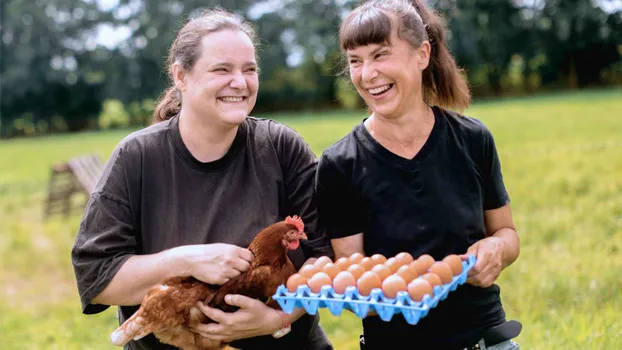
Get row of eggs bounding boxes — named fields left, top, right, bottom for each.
left=286, top=252, right=464, bottom=302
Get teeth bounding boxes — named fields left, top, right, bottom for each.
left=219, top=96, right=244, bottom=102
left=368, top=84, right=391, bottom=95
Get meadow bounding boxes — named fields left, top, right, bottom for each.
left=1, top=89, right=621, bottom=349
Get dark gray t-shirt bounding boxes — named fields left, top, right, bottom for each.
left=71, top=116, right=333, bottom=350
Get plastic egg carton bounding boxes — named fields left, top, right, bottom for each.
left=273, top=255, right=476, bottom=325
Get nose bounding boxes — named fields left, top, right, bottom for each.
left=229, top=71, right=247, bottom=90
left=361, top=61, right=378, bottom=84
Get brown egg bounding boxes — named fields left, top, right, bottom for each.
left=347, top=264, right=366, bottom=280
left=395, top=252, right=414, bottom=266
left=381, top=275, right=407, bottom=299
left=314, top=256, right=333, bottom=269
left=308, top=272, right=332, bottom=294
left=408, top=260, right=428, bottom=277
left=442, top=254, right=463, bottom=276
left=286, top=273, right=307, bottom=293
left=370, top=254, right=387, bottom=265
left=360, top=257, right=376, bottom=271
left=322, top=263, right=341, bottom=279
left=357, top=271, right=382, bottom=296
left=384, top=257, right=402, bottom=273
left=332, top=271, right=357, bottom=294
left=407, top=278, right=434, bottom=302
left=335, top=257, right=351, bottom=271
left=429, top=261, right=453, bottom=284
left=349, top=252, right=365, bottom=264
left=421, top=272, right=442, bottom=288
left=299, top=264, right=320, bottom=279
left=395, top=265, right=417, bottom=284
left=371, top=264, right=392, bottom=281
left=417, top=254, right=436, bottom=272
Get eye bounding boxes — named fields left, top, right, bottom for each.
left=213, top=67, right=229, bottom=72
left=374, top=51, right=388, bottom=59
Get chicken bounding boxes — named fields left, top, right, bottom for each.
left=109, top=216, right=308, bottom=350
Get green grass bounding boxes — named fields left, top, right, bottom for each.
left=1, top=88, right=621, bottom=349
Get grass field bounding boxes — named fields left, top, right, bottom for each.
left=1, top=89, right=621, bottom=349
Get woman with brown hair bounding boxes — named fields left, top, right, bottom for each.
left=316, top=0, right=521, bottom=349
left=71, top=7, right=333, bottom=350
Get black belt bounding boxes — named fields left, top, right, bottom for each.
left=463, top=320, right=522, bottom=350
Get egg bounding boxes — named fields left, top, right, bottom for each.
left=371, top=264, right=392, bottom=281
left=332, top=271, right=357, bottom=294
left=442, top=254, right=463, bottom=276
left=349, top=252, right=364, bottom=264
left=298, top=264, right=320, bottom=279
left=286, top=273, right=307, bottom=293
left=407, top=278, right=434, bottom=302
left=384, top=257, right=402, bottom=273
left=429, top=261, right=453, bottom=284
left=395, top=265, right=417, bottom=284
left=314, top=256, right=332, bottom=269
left=357, top=271, right=382, bottom=296
left=335, top=257, right=351, bottom=271
left=395, top=252, right=414, bottom=266
left=408, top=260, right=428, bottom=277
left=381, top=275, right=407, bottom=299
left=359, top=257, right=376, bottom=271
left=421, top=272, right=442, bottom=287
left=321, top=263, right=341, bottom=279
left=307, top=272, right=332, bottom=294
left=347, top=264, right=366, bottom=280
left=416, top=254, right=436, bottom=271
left=370, top=254, right=387, bottom=265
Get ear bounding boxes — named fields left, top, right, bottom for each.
left=417, top=41, right=431, bottom=71
left=172, top=62, right=187, bottom=92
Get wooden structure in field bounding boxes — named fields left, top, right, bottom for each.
left=44, top=154, right=105, bottom=219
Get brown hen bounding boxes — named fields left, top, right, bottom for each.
left=109, top=216, right=307, bottom=350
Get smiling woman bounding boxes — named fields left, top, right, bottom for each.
left=71, top=6, right=333, bottom=350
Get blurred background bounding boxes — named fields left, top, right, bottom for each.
left=1, top=0, right=621, bottom=349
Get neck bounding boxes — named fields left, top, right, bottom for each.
left=178, top=107, right=240, bottom=163
left=366, top=100, right=434, bottom=145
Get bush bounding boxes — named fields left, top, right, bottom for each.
left=98, top=99, right=130, bottom=130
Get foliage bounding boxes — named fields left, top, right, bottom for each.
left=1, top=90, right=621, bottom=349
left=2, top=0, right=621, bottom=138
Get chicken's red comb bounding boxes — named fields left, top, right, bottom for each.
left=285, top=215, right=304, bottom=233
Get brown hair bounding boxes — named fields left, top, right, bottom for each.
left=339, top=0, right=471, bottom=111
left=153, top=7, right=258, bottom=123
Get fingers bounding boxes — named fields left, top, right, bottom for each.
left=197, top=302, right=229, bottom=324
left=224, top=294, right=258, bottom=309
left=236, top=247, right=254, bottom=262
left=229, top=256, right=251, bottom=274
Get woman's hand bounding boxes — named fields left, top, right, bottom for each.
left=190, top=295, right=282, bottom=342
left=461, top=236, right=505, bottom=288
left=170, top=244, right=254, bottom=285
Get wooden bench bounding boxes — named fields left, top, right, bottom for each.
left=44, top=154, right=105, bottom=219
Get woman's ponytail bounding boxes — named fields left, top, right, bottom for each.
left=152, top=87, right=182, bottom=123
left=411, top=0, right=471, bottom=111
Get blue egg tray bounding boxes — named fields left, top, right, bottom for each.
left=273, top=255, right=476, bottom=325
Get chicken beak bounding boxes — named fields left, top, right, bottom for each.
left=299, top=232, right=308, bottom=240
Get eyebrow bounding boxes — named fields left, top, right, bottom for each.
left=347, top=44, right=390, bottom=58
left=211, top=61, right=257, bottom=67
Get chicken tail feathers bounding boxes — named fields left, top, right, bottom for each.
left=110, top=311, right=150, bottom=346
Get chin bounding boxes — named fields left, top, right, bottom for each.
left=219, top=111, right=249, bottom=126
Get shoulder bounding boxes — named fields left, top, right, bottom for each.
left=245, top=116, right=314, bottom=153
left=318, top=123, right=361, bottom=175
left=437, top=107, right=494, bottom=141
left=114, top=119, right=171, bottom=155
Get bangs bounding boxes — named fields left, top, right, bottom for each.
left=340, top=6, right=393, bottom=51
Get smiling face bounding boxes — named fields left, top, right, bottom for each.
left=174, top=29, right=258, bottom=127
left=347, top=25, right=430, bottom=119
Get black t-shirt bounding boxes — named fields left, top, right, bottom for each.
left=71, top=116, right=333, bottom=350
left=316, top=106, right=511, bottom=349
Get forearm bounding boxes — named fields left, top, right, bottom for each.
left=492, top=227, right=520, bottom=269
left=92, top=249, right=186, bottom=306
